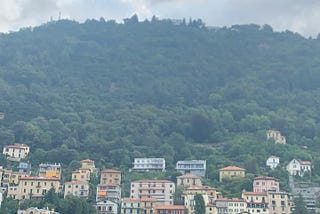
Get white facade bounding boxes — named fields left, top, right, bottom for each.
left=130, top=180, right=175, bottom=205
left=266, top=156, right=280, bottom=170
left=286, top=159, right=311, bottom=176
left=2, top=144, right=30, bottom=161
left=132, top=158, right=165, bottom=172
left=176, top=160, right=206, bottom=177
left=96, top=200, right=118, bottom=214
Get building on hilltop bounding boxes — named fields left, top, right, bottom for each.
left=100, top=169, right=121, bottom=186
left=80, top=159, right=96, bottom=173
left=175, top=160, right=206, bottom=177
left=177, top=173, right=202, bottom=188
left=132, top=158, right=166, bottom=172
left=266, top=156, right=280, bottom=170
left=130, top=180, right=175, bottom=205
left=2, top=144, right=30, bottom=161
left=286, top=159, right=311, bottom=176
left=219, top=166, right=246, bottom=182
left=266, top=130, right=286, bottom=144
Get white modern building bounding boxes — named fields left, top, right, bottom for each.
left=132, top=158, right=165, bottom=172
left=176, top=160, right=206, bottom=177
left=266, top=156, right=280, bottom=170
left=286, top=159, right=311, bottom=176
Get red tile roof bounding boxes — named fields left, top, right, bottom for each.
left=80, top=159, right=94, bottom=163
left=101, top=169, right=121, bottom=173
left=254, top=176, right=279, bottom=181
left=177, top=173, right=201, bottom=179
left=300, top=161, right=311, bottom=165
left=155, top=205, right=185, bottom=210
left=219, top=166, right=245, bottom=171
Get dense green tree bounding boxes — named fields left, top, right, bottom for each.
left=194, top=194, right=205, bottom=214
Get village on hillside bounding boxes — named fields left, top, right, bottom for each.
left=0, top=130, right=318, bottom=214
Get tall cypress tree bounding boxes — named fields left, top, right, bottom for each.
left=194, top=194, right=205, bottom=214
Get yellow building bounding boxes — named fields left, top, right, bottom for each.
left=39, top=163, right=62, bottom=179
left=177, top=173, right=202, bottom=188
left=8, top=176, right=61, bottom=200
left=64, top=180, right=89, bottom=198
left=219, top=166, right=245, bottom=182
left=182, top=186, right=221, bottom=214
left=1, top=169, right=29, bottom=186
left=72, top=168, right=91, bottom=182
left=80, top=159, right=96, bottom=173
left=3, top=144, right=30, bottom=161
left=100, top=169, right=121, bottom=186
left=267, top=190, right=291, bottom=214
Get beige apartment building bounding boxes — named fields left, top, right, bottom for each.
left=130, top=180, right=175, bottom=205
left=177, top=173, right=202, bottom=188
left=100, top=169, right=121, bottom=186
left=121, top=197, right=157, bottom=214
left=3, top=144, right=30, bottom=161
left=72, top=168, right=91, bottom=182
left=7, top=176, right=60, bottom=200
left=64, top=180, right=89, bottom=198
left=80, top=159, right=96, bottom=173
left=219, top=166, right=246, bottom=182
left=0, top=169, right=29, bottom=186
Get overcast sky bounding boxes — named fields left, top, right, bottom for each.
left=0, top=0, right=319, bottom=37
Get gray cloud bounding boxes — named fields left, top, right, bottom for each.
left=0, top=0, right=319, bottom=37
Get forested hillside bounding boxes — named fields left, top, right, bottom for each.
left=1, top=16, right=320, bottom=191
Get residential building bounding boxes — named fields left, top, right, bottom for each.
left=177, top=174, right=202, bottom=188
left=155, top=205, right=185, bottom=214
left=96, top=184, right=121, bottom=203
left=215, top=198, right=246, bottom=214
left=96, top=200, right=118, bottom=214
left=80, top=159, right=96, bottom=173
left=253, top=176, right=280, bottom=192
left=266, top=156, right=280, bottom=170
left=176, top=160, right=206, bottom=177
left=130, top=180, right=175, bottom=205
left=100, top=169, right=121, bottom=186
left=182, top=185, right=221, bottom=214
left=72, top=168, right=91, bottom=182
left=267, top=190, right=291, bottom=214
left=266, top=130, right=286, bottom=144
left=241, top=192, right=269, bottom=214
left=18, top=162, right=31, bottom=173
left=291, top=185, right=320, bottom=213
left=64, top=180, right=89, bottom=198
left=132, top=158, right=166, bottom=172
left=286, top=159, right=311, bottom=176
left=39, top=163, right=62, bottom=179
left=2, top=144, right=30, bottom=161
left=7, top=185, right=19, bottom=199
left=121, top=198, right=142, bottom=214
left=219, top=166, right=245, bottom=182
left=1, top=169, right=29, bottom=186
left=121, top=197, right=158, bottom=214
left=17, top=207, right=59, bottom=214
left=8, top=176, right=60, bottom=200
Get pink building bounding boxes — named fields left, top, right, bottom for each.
left=253, top=176, right=279, bottom=192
